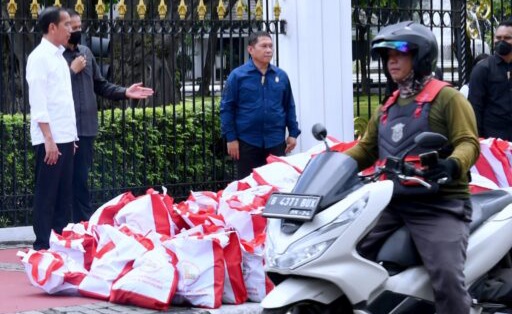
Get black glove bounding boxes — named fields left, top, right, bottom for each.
left=423, top=158, right=459, bottom=184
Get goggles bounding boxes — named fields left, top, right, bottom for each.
left=372, top=40, right=411, bottom=53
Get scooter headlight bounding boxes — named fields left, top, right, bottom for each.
left=266, top=194, right=368, bottom=270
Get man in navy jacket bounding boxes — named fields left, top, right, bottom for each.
left=220, top=31, right=301, bottom=179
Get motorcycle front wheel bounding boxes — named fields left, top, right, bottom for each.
left=261, top=297, right=352, bottom=314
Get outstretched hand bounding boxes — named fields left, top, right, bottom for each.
left=125, top=82, right=154, bottom=99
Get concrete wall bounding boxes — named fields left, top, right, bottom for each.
left=269, top=0, right=354, bottom=151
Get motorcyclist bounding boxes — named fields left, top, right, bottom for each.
left=344, top=21, right=480, bottom=314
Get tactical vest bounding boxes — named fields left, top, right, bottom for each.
left=378, top=79, right=450, bottom=162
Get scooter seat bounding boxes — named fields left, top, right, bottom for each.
left=469, top=190, right=512, bottom=232
left=376, top=190, right=512, bottom=275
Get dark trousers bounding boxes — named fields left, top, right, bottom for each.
left=359, top=197, right=472, bottom=314
left=72, top=136, right=94, bottom=223
left=33, top=142, right=74, bottom=250
left=237, top=140, right=286, bottom=180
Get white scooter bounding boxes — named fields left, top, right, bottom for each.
left=261, top=124, right=512, bottom=314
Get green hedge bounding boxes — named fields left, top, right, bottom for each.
left=0, top=102, right=232, bottom=227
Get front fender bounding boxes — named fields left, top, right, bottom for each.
left=261, top=277, right=343, bottom=309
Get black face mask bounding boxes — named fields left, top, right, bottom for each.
left=68, top=31, right=81, bottom=46
left=495, top=40, right=512, bottom=56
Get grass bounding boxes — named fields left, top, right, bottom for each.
left=353, top=94, right=382, bottom=119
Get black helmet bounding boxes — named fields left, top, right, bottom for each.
left=371, top=21, right=438, bottom=79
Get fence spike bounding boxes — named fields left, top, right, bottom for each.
left=158, top=0, right=167, bottom=20
left=236, top=0, right=244, bottom=20
left=217, top=0, right=226, bottom=20
left=137, top=0, right=147, bottom=19
left=117, top=0, right=127, bottom=20
left=7, top=0, right=17, bottom=19
left=75, top=0, right=85, bottom=17
left=53, top=0, right=62, bottom=8
left=96, top=0, right=106, bottom=19
left=29, top=0, right=39, bottom=19
left=273, top=0, right=281, bottom=20
left=255, top=0, right=263, bottom=21
left=197, top=0, right=207, bottom=21
left=178, top=0, right=187, bottom=20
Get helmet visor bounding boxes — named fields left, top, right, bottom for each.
left=372, top=41, right=412, bottom=53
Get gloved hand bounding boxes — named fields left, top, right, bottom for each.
left=422, top=158, right=459, bottom=184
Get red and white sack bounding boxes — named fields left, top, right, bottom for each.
left=110, top=248, right=179, bottom=310
left=220, top=231, right=247, bottom=304
left=174, top=201, right=225, bottom=230
left=221, top=177, right=258, bottom=198
left=49, top=229, right=95, bottom=271
left=189, top=229, right=247, bottom=304
left=473, top=138, right=512, bottom=188
left=218, top=187, right=272, bottom=242
left=241, top=235, right=274, bottom=302
left=470, top=172, right=500, bottom=193
left=17, top=249, right=86, bottom=295
left=187, top=191, right=220, bottom=212
left=266, top=153, right=310, bottom=173
left=252, top=162, right=301, bottom=192
left=87, top=192, right=135, bottom=232
left=78, top=225, right=149, bottom=300
left=168, top=236, right=225, bottom=308
left=114, top=189, right=175, bottom=237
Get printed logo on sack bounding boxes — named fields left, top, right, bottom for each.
left=391, top=123, right=405, bottom=143
left=139, top=258, right=163, bottom=273
left=180, top=261, right=200, bottom=285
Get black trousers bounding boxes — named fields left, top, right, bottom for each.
left=359, top=197, right=472, bottom=314
left=72, top=136, right=94, bottom=223
left=33, top=142, right=74, bottom=250
left=236, top=140, right=286, bottom=180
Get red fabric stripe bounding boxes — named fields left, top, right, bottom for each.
left=489, top=139, right=512, bottom=186
left=474, top=154, right=499, bottom=185
left=211, top=240, right=225, bottom=309
left=28, top=251, right=64, bottom=286
left=151, top=194, right=172, bottom=237
left=98, top=192, right=136, bottom=225
left=224, top=232, right=247, bottom=304
left=95, top=241, right=115, bottom=259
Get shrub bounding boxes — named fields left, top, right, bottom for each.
left=0, top=102, right=232, bottom=227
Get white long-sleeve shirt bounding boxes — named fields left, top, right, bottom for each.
left=26, top=37, right=77, bottom=145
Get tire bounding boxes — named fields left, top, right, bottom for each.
left=261, top=297, right=352, bottom=314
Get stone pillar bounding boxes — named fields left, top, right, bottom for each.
left=269, top=0, right=354, bottom=152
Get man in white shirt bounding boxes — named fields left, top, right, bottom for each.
left=26, top=7, right=76, bottom=250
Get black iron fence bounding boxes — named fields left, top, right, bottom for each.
left=2, top=0, right=511, bottom=227
left=0, top=0, right=285, bottom=227
left=352, top=0, right=512, bottom=120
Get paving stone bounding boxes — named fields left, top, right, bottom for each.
left=0, top=261, right=24, bottom=271
left=78, top=303, right=111, bottom=310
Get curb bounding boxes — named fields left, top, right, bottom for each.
left=0, top=226, right=35, bottom=244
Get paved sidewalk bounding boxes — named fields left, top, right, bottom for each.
left=0, top=243, right=262, bottom=314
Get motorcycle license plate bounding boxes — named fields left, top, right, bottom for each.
left=263, top=193, right=322, bottom=221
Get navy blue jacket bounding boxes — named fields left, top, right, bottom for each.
left=220, top=59, right=300, bottom=148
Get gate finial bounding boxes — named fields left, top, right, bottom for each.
left=273, top=0, right=281, bottom=20
left=96, top=0, right=106, bottom=19
left=158, top=0, right=168, bottom=20
left=197, top=0, right=207, bottom=21
left=30, top=0, right=39, bottom=19
left=236, top=0, right=244, bottom=20
left=178, top=0, right=187, bottom=20
left=217, top=0, right=226, bottom=20
left=255, top=0, right=263, bottom=21
left=137, top=0, right=147, bottom=19
left=75, top=0, right=85, bottom=17
left=53, top=0, right=62, bottom=8
left=7, top=0, right=17, bottom=19
left=117, top=0, right=127, bottom=20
